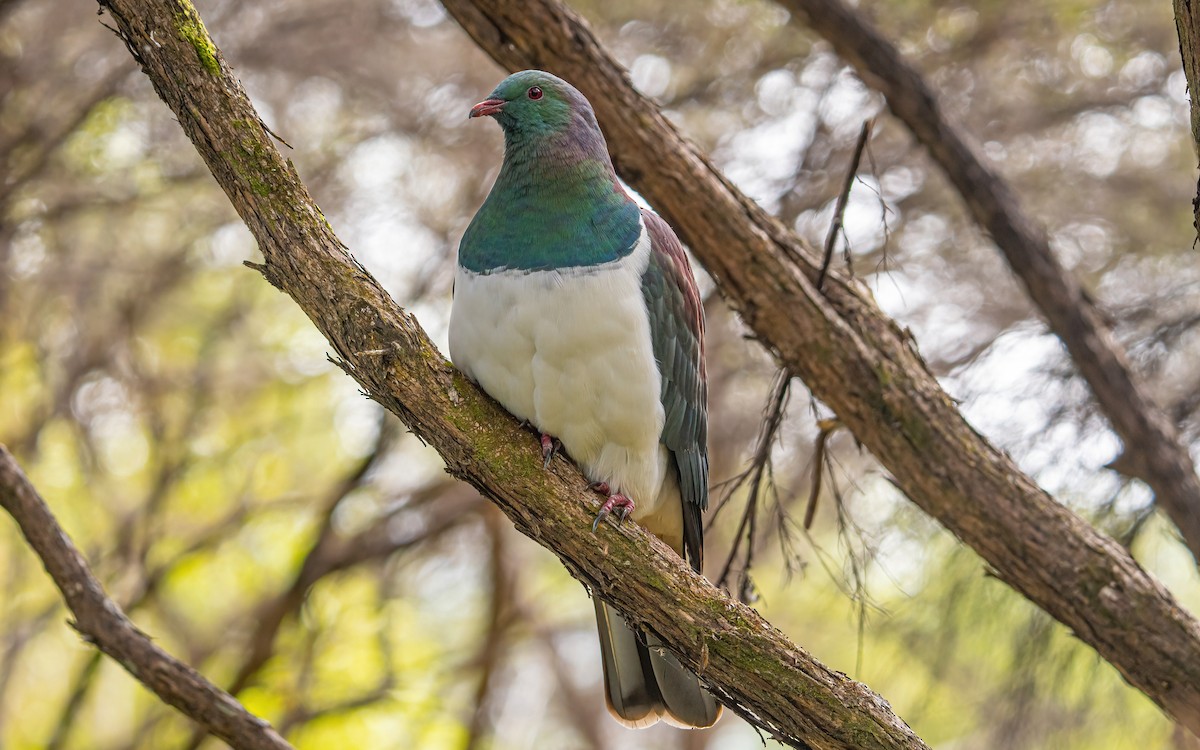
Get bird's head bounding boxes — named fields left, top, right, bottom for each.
left=468, top=70, right=600, bottom=145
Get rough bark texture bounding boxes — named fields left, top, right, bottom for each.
left=438, top=0, right=1200, bottom=733
left=1176, top=0, right=1200, bottom=237
left=0, top=447, right=294, bottom=750
left=782, top=0, right=1200, bottom=567
left=91, top=0, right=931, bottom=747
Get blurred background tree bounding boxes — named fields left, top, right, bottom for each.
left=2, top=0, right=1199, bottom=748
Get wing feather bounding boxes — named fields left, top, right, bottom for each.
left=639, top=209, right=708, bottom=572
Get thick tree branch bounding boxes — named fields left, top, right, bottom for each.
left=92, top=0, right=931, bottom=747
left=436, top=0, right=1200, bottom=732
left=0, top=446, right=294, bottom=750
left=779, top=0, right=1200, bottom=561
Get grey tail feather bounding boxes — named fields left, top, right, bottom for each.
left=594, top=599, right=723, bottom=729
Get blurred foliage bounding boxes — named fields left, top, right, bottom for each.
left=2, top=0, right=1200, bottom=748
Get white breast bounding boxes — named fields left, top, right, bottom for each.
left=449, top=226, right=677, bottom=525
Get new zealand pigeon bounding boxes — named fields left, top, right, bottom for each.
left=449, top=70, right=722, bottom=729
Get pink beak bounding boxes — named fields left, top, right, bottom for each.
left=469, top=98, right=506, bottom=119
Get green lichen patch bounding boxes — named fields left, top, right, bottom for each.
left=174, top=5, right=220, bottom=76
left=226, top=119, right=277, bottom=198
left=445, top=371, right=545, bottom=488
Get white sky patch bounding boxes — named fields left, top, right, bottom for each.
left=721, top=107, right=818, bottom=208
left=941, top=326, right=1130, bottom=506
left=1132, top=94, right=1176, bottom=130
left=868, top=260, right=990, bottom=366
left=819, top=73, right=877, bottom=138
left=285, top=76, right=343, bottom=144
left=426, top=81, right=475, bottom=131
left=1049, top=221, right=1113, bottom=273
left=879, top=165, right=924, bottom=203
left=411, top=299, right=451, bottom=355
left=368, top=434, right=446, bottom=498
left=947, top=330, right=1057, bottom=437
left=756, top=68, right=798, bottom=116
left=337, top=134, right=444, bottom=305
left=104, top=121, right=148, bottom=169
left=278, top=324, right=335, bottom=381
left=1121, top=51, right=1166, bottom=89
left=1130, top=128, right=1173, bottom=168
left=916, top=300, right=985, bottom=364
left=343, top=133, right=413, bottom=192
left=1071, top=33, right=1114, bottom=79
left=1074, top=111, right=1128, bottom=177
left=206, top=222, right=256, bottom=267
left=389, top=0, right=446, bottom=27
left=94, top=412, right=150, bottom=478
left=869, top=254, right=1133, bottom=511
left=631, top=54, right=672, bottom=99
left=894, top=212, right=948, bottom=259
left=1167, top=69, right=1189, bottom=102
left=719, top=61, right=880, bottom=212
left=333, top=379, right=384, bottom=458
left=983, top=140, right=1008, bottom=163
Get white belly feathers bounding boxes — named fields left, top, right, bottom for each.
left=449, top=226, right=675, bottom=523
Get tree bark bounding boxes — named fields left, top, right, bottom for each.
left=1174, top=0, right=1200, bottom=237
left=0, top=447, right=294, bottom=750
left=90, top=1, right=931, bottom=747
left=778, top=0, right=1200, bottom=566
left=438, top=0, right=1200, bottom=733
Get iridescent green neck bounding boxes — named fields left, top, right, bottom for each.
left=458, top=134, right=642, bottom=274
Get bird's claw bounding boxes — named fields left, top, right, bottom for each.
left=591, top=493, right=634, bottom=532
left=591, top=507, right=609, bottom=533
left=540, top=433, right=560, bottom=469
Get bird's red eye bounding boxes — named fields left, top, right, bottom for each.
left=528, top=86, right=543, bottom=100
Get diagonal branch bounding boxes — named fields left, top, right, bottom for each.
left=0, top=446, right=294, bottom=750
left=436, top=0, right=1200, bottom=733
left=90, top=0, right=931, bottom=748
left=778, top=0, right=1200, bottom=562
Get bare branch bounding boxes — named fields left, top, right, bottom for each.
left=0, top=445, right=294, bottom=750
left=819, top=120, right=871, bottom=290
left=712, top=369, right=792, bottom=602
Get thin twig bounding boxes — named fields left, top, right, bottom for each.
left=804, top=418, right=843, bottom=529
left=818, top=119, right=872, bottom=290
left=713, top=370, right=792, bottom=601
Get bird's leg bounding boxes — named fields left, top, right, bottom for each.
left=591, top=489, right=635, bottom=532
left=540, top=433, right=561, bottom=469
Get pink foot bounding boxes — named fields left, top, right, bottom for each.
left=592, top=492, right=635, bottom=532
left=540, top=433, right=561, bottom=469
